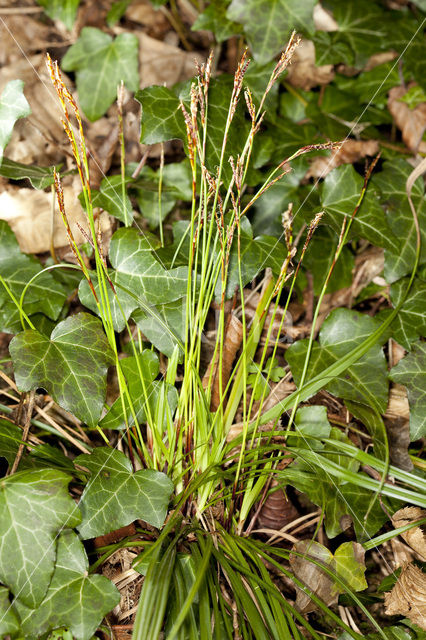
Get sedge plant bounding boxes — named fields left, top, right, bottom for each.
left=36, top=34, right=426, bottom=640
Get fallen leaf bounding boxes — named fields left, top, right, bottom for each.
left=392, top=507, right=426, bottom=561
left=0, top=183, right=111, bottom=253
left=286, top=39, right=335, bottom=91
left=203, top=313, right=243, bottom=412
left=0, top=55, right=69, bottom=166
left=385, top=562, right=426, bottom=630
left=0, top=15, right=53, bottom=67
left=289, top=539, right=367, bottom=614
left=126, top=0, right=170, bottom=38
left=137, top=32, right=203, bottom=89
left=306, top=139, right=379, bottom=179
left=388, top=85, right=426, bottom=154
left=257, top=478, right=298, bottom=530
left=313, top=3, right=338, bottom=31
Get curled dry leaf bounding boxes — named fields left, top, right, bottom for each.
left=0, top=184, right=111, bottom=254
left=257, top=478, right=298, bottom=531
left=306, top=139, right=379, bottom=179
left=202, top=313, right=244, bottom=412
left=385, top=562, right=426, bottom=630
left=388, top=85, right=426, bottom=154
left=137, top=32, right=204, bottom=89
left=286, top=39, right=335, bottom=91
left=392, top=507, right=426, bottom=561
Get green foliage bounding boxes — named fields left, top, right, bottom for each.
left=0, top=80, right=31, bottom=166
left=227, top=0, right=317, bottom=64
left=75, top=448, right=174, bottom=538
left=35, top=0, right=80, bottom=30
left=321, top=164, right=399, bottom=253
left=0, top=221, right=68, bottom=333
left=388, top=277, right=426, bottom=349
left=247, top=357, right=285, bottom=401
left=0, top=469, right=80, bottom=608
left=10, top=313, right=114, bottom=427
left=62, top=27, right=139, bottom=121
left=192, top=0, right=243, bottom=42
left=136, top=85, right=185, bottom=144
left=0, top=157, right=59, bottom=189
left=286, top=308, right=389, bottom=414
left=389, top=341, right=426, bottom=440
left=90, top=175, right=133, bottom=226
left=13, top=530, right=120, bottom=640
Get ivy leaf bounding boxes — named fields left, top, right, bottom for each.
left=75, top=447, right=174, bottom=538
left=14, top=530, right=120, bottom=640
left=0, top=221, right=67, bottom=334
left=91, top=175, right=133, bottom=226
left=0, top=587, right=20, bottom=638
left=62, top=27, right=139, bottom=121
left=304, top=227, right=354, bottom=296
left=333, top=541, right=368, bottom=592
left=10, top=313, right=114, bottom=427
left=192, top=0, right=243, bottom=42
left=0, top=417, right=23, bottom=466
left=0, top=80, right=31, bottom=166
left=337, top=62, right=400, bottom=106
left=286, top=308, right=389, bottom=414
left=133, top=297, right=186, bottom=359
left=321, top=0, right=387, bottom=67
left=388, top=278, right=426, bottom=350
left=35, top=0, right=80, bottom=30
left=109, top=227, right=188, bottom=308
left=99, top=352, right=178, bottom=431
left=372, top=160, right=426, bottom=284
left=0, top=157, right=59, bottom=189
left=0, top=469, right=80, bottom=608
left=321, top=164, right=399, bottom=253
left=227, top=0, right=317, bottom=64
left=136, top=85, right=185, bottom=145
left=389, top=341, right=426, bottom=441
left=107, top=0, right=132, bottom=26
left=281, top=458, right=388, bottom=540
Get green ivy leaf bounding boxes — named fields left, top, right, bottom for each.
left=109, top=227, right=188, bottom=308
left=0, top=587, right=20, bottom=638
left=192, top=0, right=243, bottom=42
left=75, top=447, right=174, bottom=538
left=0, top=80, right=31, bottom=166
left=0, top=157, right=60, bottom=189
left=337, top=61, right=400, bottom=106
left=388, top=278, right=426, bottom=349
left=372, top=160, right=426, bottom=284
left=0, top=417, right=23, bottom=466
left=14, top=530, right=120, bottom=640
left=281, top=458, right=388, bottom=540
left=321, top=0, right=388, bottom=67
left=227, top=0, right=317, bottom=64
left=35, top=0, right=80, bottom=30
left=0, top=469, right=80, bottom=608
left=304, top=227, right=354, bottom=296
left=321, top=164, right=399, bottom=253
left=90, top=175, right=133, bottom=226
left=62, top=27, right=139, bottom=121
left=106, top=0, right=132, bottom=26
left=0, top=221, right=67, bottom=334
left=286, top=308, right=389, bottom=414
left=333, top=541, right=368, bottom=592
left=136, top=85, right=185, bottom=145
left=10, top=313, right=114, bottom=427
left=100, top=353, right=178, bottom=432
left=133, top=297, right=186, bottom=359
left=389, top=341, right=426, bottom=441
left=294, top=405, right=331, bottom=440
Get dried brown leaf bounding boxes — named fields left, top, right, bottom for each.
left=286, top=39, right=334, bottom=91
left=0, top=183, right=111, bottom=253
left=385, top=562, right=426, bottom=629
left=136, top=32, right=203, bottom=89
left=392, top=507, right=426, bottom=561
left=388, top=85, right=426, bottom=154
left=257, top=479, right=298, bottom=530
left=306, top=139, right=379, bottom=179
left=203, top=314, right=243, bottom=412
left=289, top=540, right=337, bottom=614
